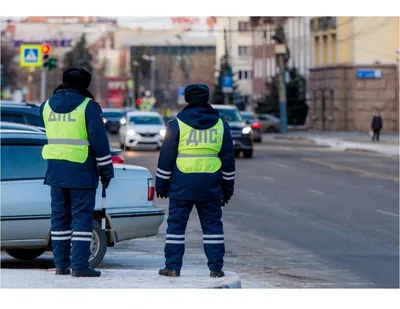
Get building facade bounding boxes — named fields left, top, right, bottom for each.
left=215, top=17, right=254, bottom=109
left=251, top=17, right=313, bottom=102
left=308, top=16, right=399, bottom=132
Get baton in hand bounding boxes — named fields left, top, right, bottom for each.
left=101, top=185, right=107, bottom=230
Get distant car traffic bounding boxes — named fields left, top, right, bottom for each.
left=102, top=108, right=126, bottom=134
left=119, top=111, right=166, bottom=150
left=240, top=111, right=262, bottom=143
left=257, top=113, right=280, bottom=133
left=0, top=130, right=164, bottom=268
left=212, top=104, right=253, bottom=158
left=0, top=100, right=45, bottom=130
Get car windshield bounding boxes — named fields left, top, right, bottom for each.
left=129, top=116, right=163, bottom=125
left=103, top=111, right=124, bottom=119
left=216, top=108, right=243, bottom=122
left=241, top=113, right=255, bottom=120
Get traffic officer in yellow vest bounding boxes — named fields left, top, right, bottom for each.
left=155, top=84, right=235, bottom=278
left=40, top=68, right=114, bottom=277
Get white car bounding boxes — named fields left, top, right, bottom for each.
left=0, top=130, right=165, bottom=267
left=119, top=111, right=166, bottom=150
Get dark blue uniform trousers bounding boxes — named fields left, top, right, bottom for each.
left=164, top=198, right=225, bottom=271
left=50, top=187, right=96, bottom=271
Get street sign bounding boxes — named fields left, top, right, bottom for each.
left=222, top=76, right=233, bottom=93
left=177, top=87, right=186, bottom=105
left=20, top=44, right=43, bottom=67
left=356, top=69, right=382, bottom=79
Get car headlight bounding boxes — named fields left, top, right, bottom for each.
left=242, top=127, right=252, bottom=134
left=103, top=118, right=107, bottom=124
left=120, top=118, right=126, bottom=125
left=159, top=129, right=166, bottom=138
left=127, top=129, right=136, bottom=136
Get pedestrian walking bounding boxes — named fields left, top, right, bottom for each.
left=371, top=112, right=383, bottom=142
left=155, top=84, right=235, bottom=278
left=40, top=68, right=114, bottom=277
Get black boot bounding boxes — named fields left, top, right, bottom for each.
left=210, top=270, right=225, bottom=278
left=159, top=268, right=180, bottom=277
left=55, top=268, right=71, bottom=275
left=71, top=268, right=101, bottom=277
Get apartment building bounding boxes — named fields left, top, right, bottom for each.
left=308, top=16, right=399, bottom=132
left=215, top=17, right=254, bottom=109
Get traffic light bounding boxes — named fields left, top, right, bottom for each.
left=42, top=44, right=50, bottom=69
left=48, top=58, right=57, bottom=71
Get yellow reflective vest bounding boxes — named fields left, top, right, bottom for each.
left=42, top=97, right=90, bottom=163
left=176, top=118, right=224, bottom=173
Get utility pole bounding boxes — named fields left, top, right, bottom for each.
left=273, top=17, right=288, bottom=134
left=223, top=28, right=230, bottom=105
left=40, top=67, right=47, bottom=103
left=150, top=56, right=156, bottom=97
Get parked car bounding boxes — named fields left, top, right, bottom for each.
left=119, top=111, right=166, bottom=151
left=102, top=108, right=126, bottom=134
left=1, top=100, right=44, bottom=129
left=257, top=113, right=280, bottom=133
left=240, top=111, right=262, bottom=143
left=0, top=130, right=164, bottom=267
left=211, top=105, right=254, bottom=158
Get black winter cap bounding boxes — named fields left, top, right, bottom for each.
left=184, top=84, right=210, bottom=105
left=62, top=68, right=91, bottom=90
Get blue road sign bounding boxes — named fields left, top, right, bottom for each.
left=356, top=69, right=382, bottom=79
left=177, top=87, right=185, bottom=96
left=19, top=44, right=42, bottom=67
left=177, top=87, right=186, bottom=105
left=222, top=76, right=233, bottom=93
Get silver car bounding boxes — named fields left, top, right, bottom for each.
left=0, top=130, right=165, bottom=267
left=257, top=114, right=281, bottom=133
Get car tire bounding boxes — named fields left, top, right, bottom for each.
left=254, top=138, right=262, bottom=143
left=267, top=126, right=278, bottom=133
left=243, top=150, right=253, bottom=159
left=119, top=142, right=125, bottom=150
left=5, top=248, right=45, bottom=261
left=89, top=220, right=108, bottom=268
left=234, top=150, right=241, bottom=158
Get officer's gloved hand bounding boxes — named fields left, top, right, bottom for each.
left=156, top=191, right=168, bottom=199
left=101, top=177, right=111, bottom=189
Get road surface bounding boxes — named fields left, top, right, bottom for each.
left=2, top=135, right=398, bottom=288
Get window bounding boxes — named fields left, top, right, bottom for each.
left=238, top=45, right=252, bottom=57
left=1, top=145, right=47, bottom=181
left=24, top=113, right=43, bottom=127
left=1, top=113, right=26, bottom=124
left=238, top=21, right=250, bottom=32
left=238, top=70, right=253, bottom=80
left=129, top=116, right=163, bottom=125
left=215, top=108, right=243, bottom=122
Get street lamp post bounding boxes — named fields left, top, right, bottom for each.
left=142, top=54, right=156, bottom=97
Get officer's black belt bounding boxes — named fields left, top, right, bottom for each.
left=47, top=138, right=90, bottom=146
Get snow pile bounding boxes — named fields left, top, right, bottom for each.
left=0, top=269, right=241, bottom=289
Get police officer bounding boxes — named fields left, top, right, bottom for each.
left=40, top=68, right=114, bottom=277
left=155, top=84, right=235, bottom=278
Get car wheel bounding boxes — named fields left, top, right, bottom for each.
left=5, top=248, right=45, bottom=261
left=243, top=150, right=253, bottom=159
left=119, top=142, right=125, bottom=150
left=89, top=220, right=107, bottom=268
left=254, top=138, right=262, bottom=143
left=267, top=126, right=278, bottom=133
left=234, top=150, right=241, bottom=158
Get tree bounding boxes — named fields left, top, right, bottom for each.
left=63, top=34, right=93, bottom=73
left=211, top=55, right=238, bottom=105
left=1, top=43, right=18, bottom=92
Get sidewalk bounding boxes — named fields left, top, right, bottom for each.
left=0, top=268, right=242, bottom=289
left=273, top=131, right=399, bottom=157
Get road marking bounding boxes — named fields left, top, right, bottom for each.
left=308, top=189, right=325, bottom=195
left=267, top=162, right=290, bottom=169
left=263, top=176, right=275, bottom=182
left=376, top=209, right=399, bottom=217
left=302, top=158, right=399, bottom=182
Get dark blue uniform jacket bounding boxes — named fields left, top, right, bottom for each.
left=155, top=103, right=235, bottom=201
left=39, top=88, right=114, bottom=189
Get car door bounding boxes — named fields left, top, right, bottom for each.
left=1, top=138, right=51, bottom=246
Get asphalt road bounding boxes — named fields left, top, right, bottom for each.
left=111, top=134, right=399, bottom=288
left=2, top=134, right=398, bottom=288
